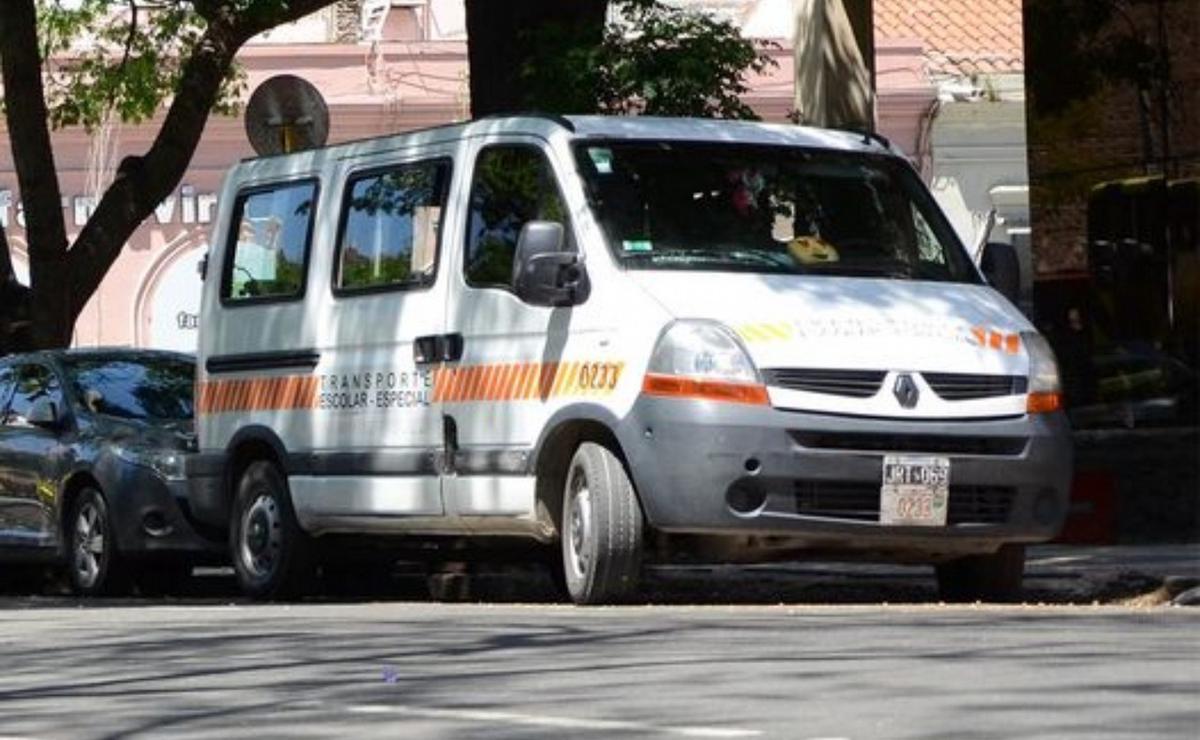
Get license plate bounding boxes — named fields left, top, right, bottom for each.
left=880, top=455, right=950, bottom=526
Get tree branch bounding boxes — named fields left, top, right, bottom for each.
left=66, top=0, right=338, bottom=317
left=118, top=0, right=139, bottom=82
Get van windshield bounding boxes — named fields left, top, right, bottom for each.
left=573, top=141, right=980, bottom=283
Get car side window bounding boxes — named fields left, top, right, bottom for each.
left=464, top=145, right=572, bottom=290
left=335, top=159, right=451, bottom=294
left=3, top=364, right=62, bottom=427
left=222, top=180, right=318, bottom=304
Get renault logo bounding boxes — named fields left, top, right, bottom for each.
left=893, top=373, right=919, bottom=409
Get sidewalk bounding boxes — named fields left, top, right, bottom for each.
left=1024, top=543, right=1200, bottom=605
left=1027, top=543, right=1200, bottom=579
left=640, top=543, right=1200, bottom=606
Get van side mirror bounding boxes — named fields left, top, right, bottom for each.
left=27, top=398, right=62, bottom=431
left=512, top=221, right=589, bottom=307
left=980, top=241, right=1020, bottom=304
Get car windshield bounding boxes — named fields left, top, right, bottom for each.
left=573, top=141, right=979, bottom=283
left=64, top=356, right=194, bottom=422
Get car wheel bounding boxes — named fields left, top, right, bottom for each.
left=67, top=487, right=126, bottom=596
left=560, top=442, right=643, bottom=605
left=230, top=460, right=313, bottom=600
left=936, top=544, right=1026, bottom=603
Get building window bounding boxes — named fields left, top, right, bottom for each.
left=336, top=160, right=450, bottom=293
left=222, top=180, right=317, bottom=303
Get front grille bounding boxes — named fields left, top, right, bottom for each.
left=923, top=372, right=1027, bottom=400
left=793, top=480, right=879, bottom=521
left=791, top=480, right=1016, bottom=525
left=948, top=486, right=1017, bottom=524
left=790, top=431, right=1028, bottom=456
left=762, top=368, right=887, bottom=398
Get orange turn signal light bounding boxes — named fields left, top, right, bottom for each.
left=642, top=373, right=770, bottom=405
left=1026, top=391, right=1063, bottom=414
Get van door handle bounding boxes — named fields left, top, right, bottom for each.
left=439, top=333, right=464, bottom=362
left=414, top=335, right=440, bottom=364
left=414, top=333, right=464, bottom=364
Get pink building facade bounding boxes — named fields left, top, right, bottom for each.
left=1, top=32, right=935, bottom=353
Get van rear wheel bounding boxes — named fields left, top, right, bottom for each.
left=230, top=460, right=313, bottom=600
left=936, top=544, right=1025, bottom=603
left=561, top=442, right=643, bottom=605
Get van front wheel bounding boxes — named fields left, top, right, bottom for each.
left=561, top=442, right=643, bottom=605
left=230, top=460, right=313, bottom=600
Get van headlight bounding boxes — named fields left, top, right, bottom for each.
left=642, top=320, right=768, bottom=405
left=113, top=445, right=187, bottom=482
left=1022, top=332, right=1063, bottom=414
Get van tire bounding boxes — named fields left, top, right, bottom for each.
left=936, top=544, right=1025, bottom=603
left=561, top=442, right=643, bottom=605
left=230, top=460, right=313, bottom=600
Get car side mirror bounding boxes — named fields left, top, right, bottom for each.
left=512, top=220, right=589, bottom=307
left=980, top=241, right=1020, bottom=305
left=27, top=398, right=62, bottom=431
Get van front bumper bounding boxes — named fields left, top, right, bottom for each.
left=616, top=396, right=1073, bottom=560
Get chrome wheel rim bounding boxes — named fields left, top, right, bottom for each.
left=566, top=467, right=593, bottom=580
left=239, top=493, right=282, bottom=580
left=73, top=499, right=105, bottom=589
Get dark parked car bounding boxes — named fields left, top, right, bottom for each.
left=0, top=349, right=222, bottom=595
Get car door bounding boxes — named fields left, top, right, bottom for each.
left=0, top=362, right=67, bottom=547
left=300, top=150, right=458, bottom=516
left=440, top=139, right=587, bottom=517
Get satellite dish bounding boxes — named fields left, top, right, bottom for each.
left=244, top=74, right=330, bottom=157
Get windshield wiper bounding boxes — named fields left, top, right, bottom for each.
left=623, top=248, right=798, bottom=270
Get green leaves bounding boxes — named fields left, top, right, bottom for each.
left=36, top=1, right=244, bottom=130
left=521, top=0, right=776, bottom=120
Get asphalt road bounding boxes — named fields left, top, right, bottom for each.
left=0, top=598, right=1197, bottom=739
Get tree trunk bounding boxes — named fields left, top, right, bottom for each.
left=0, top=0, right=73, bottom=348
left=793, top=0, right=874, bottom=131
left=464, top=0, right=609, bottom=118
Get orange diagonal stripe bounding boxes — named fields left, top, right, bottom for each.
left=498, top=363, right=518, bottom=400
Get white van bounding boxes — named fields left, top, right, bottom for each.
left=188, top=115, right=1072, bottom=604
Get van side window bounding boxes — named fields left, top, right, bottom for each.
left=336, top=160, right=450, bottom=293
left=222, top=180, right=317, bottom=303
left=464, top=146, right=571, bottom=289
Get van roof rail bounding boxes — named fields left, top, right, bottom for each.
left=237, top=112, right=575, bottom=164
left=474, top=111, right=576, bottom=132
